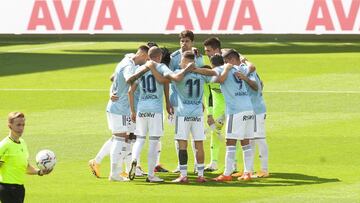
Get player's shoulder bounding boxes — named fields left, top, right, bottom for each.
left=171, top=50, right=181, bottom=58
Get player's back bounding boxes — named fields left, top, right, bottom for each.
left=137, top=63, right=172, bottom=113
left=247, top=71, right=266, bottom=114
left=106, top=57, right=134, bottom=115
left=214, top=65, right=253, bottom=115
left=174, top=71, right=212, bottom=117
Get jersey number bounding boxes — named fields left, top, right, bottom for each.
left=185, top=79, right=200, bottom=97
left=233, top=74, right=243, bottom=90
left=141, top=75, right=157, bottom=93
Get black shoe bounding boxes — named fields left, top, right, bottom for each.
left=154, top=165, right=169, bottom=173
left=128, top=160, right=137, bottom=180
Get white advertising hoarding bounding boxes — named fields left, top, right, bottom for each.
left=0, top=0, right=359, bottom=34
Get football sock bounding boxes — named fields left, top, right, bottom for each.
left=95, top=137, right=112, bottom=164
left=257, top=138, right=269, bottom=171
left=242, top=144, right=254, bottom=173
left=148, top=138, right=160, bottom=177
left=224, top=145, right=236, bottom=176
left=179, top=149, right=188, bottom=177
left=110, top=136, right=126, bottom=178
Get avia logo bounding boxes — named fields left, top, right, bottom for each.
left=27, top=0, right=122, bottom=31
left=166, top=0, right=262, bottom=31
left=306, top=0, right=360, bottom=31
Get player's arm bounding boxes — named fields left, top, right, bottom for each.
left=164, top=83, right=173, bottom=115
left=215, top=63, right=233, bottom=83
left=148, top=62, right=171, bottom=84
left=235, top=72, right=258, bottom=91
left=240, top=56, right=256, bottom=73
left=128, top=83, right=138, bottom=122
left=191, top=67, right=217, bottom=76
left=166, top=63, right=194, bottom=82
left=203, top=84, right=215, bottom=126
left=126, top=66, right=149, bottom=84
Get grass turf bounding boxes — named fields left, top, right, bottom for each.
left=0, top=38, right=359, bottom=202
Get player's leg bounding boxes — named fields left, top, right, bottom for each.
left=192, top=116, right=207, bottom=182
left=89, top=113, right=113, bottom=178
left=213, top=114, right=237, bottom=182
left=191, top=139, right=198, bottom=173
left=129, top=113, right=147, bottom=180
left=238, top=111, right=255, bottom=181
left=154, top=141, right=169, bottom=172
left=109, top=114, right=129, bottom=181
left=254, top=113, right=269, bottom=177
left=146, top=113, right=164, bottom=182
left=172, top=116, right=190, bottom=183
left=205, top=114, right=225, bottom=172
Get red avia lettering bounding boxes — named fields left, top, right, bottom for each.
left=306, top=0, right=360, bottom=31
left=27, top=0, right=122, bottom=31
left=166, top=0, right=261, bottom=31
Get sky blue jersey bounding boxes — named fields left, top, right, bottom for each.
left=136, top=63, right=173, bottom=113
left=247, top=71, right=266, bottom=114
left=173, top=70, right=212, bottom=117
left=214, top=65, right=253, bottom=115
left=106, top=56, right=135, bottom=115
left=123, top=56, right=140, bottom=112
left=169, top=49, right=204, bottom=107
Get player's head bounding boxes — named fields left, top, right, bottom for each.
left=135, top=45, right=150, bottom=65
left=222, top=49, right=240, bottom=65
left=147, top=42, right=158, bottom=48
left=203, top=37, right=221, bottom=58
left=179, top=30, right=194, bottom=52
left=148, top=46, right=163, bottom=63
left=160, top=47, right=171, bottom=66
left=8, top=112, right=25, bottom=136
left=180, top=50, right=195, bottom=69
left=210, top=54, right=224, bottom=68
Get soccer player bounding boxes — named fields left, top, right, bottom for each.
left=243, top=68, right=269, bottom=178
left=106, top=45, right=149, bottom=182
left=170, top=51, right=217, bottom=183
left=169, top=30, right=204, bottom=173
left=202, top=37, right=226, bottom=172
left=0, top=112, right=51, bottom=203
left=212, top=49, right=257, bottom=182
left=127, top=47, right=174, bottom=182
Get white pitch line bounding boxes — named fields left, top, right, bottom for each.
left=0, top=88, right=360, bottom=94
left=2, top=42, right=95, bottom=53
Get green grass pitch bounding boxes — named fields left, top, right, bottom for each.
left=0, top=36, right=359, bottom=202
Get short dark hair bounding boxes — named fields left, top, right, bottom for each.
left=148, top=47, right=162, bottom=59
left=179, top=30, right=194, bottom=41
left=138, top=45, right=150, bottom=53
left=8, top=112, right=25, bottom=123
left=222, top=49, right=240, bottom=60
left=182, top=50, right=195, bottom=60
left=210, top=54, right=224, bottom=67
left=161, top=47, right=171, bottom=66
left=147, top=42, right=158, bottom=48
left=203, top=37, right=221, bottom=50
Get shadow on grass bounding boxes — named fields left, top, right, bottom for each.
left=132, top=172, right=340, bottom=187
left=0, top=51, right=129, bottom=77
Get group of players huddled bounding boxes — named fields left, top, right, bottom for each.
left=88, top=30, right=268, bottom=183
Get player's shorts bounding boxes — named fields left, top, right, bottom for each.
left=135, top=112, right=163, bottom=137
left=107, top=112, right=128, bottom=134
left=175, top=116, right=205, bottom=141
left=254, top=113, right=266, bottom=138
left=225, top=111, right=255, bottom=140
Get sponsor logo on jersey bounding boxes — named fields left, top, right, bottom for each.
left=235, top=91, right=248, bottom=96
left=184, top=117, right=201, bottom=122
left=243, top=115, right=255, bottom=121
left=138, top=112, right=155, bottom=118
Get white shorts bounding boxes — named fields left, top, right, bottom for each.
left=107, top=112, right=128, bottom=134
left=226, top=111, right=255, bottom=140
left=254, top=113, right=266, bottom=138
left=135, top=112, right=163, bottom=137
left=175, top=116, right=205, bottom=141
